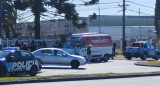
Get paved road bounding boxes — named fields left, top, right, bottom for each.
left=37, top=59, right=160, bottom=76
left=5, top=76, right=160, bottom=86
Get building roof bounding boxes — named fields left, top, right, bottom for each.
left=89, top=15, right=154, bottom=26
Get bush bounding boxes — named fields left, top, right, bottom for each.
left=115, top=49, right=123, bottom=55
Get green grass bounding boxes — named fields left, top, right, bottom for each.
left=0, top=76, right=40, bottom=82
left=135, top=61, right=160, bottom=66
left=1, top=72, right=160, bottom=82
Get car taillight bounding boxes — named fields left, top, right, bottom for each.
left=138, top=48, right=141, bottom=52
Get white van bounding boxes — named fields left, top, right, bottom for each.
left=62, top=33, right=113, bottom=62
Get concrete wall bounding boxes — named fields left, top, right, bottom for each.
left=88, top=26, right=155, bottom=41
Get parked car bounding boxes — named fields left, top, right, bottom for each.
left=124, top=41, right=160, bottom=60
left=32, top=48, right=87, bottom=69
left=0, top=50, right=42, bottom=77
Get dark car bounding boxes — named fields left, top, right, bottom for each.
left=0, top=50, right=42, bottom=77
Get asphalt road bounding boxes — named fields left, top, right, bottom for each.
left=5, top=76, right=160, bottom=86
left=37, top=58, right=160, bottom=76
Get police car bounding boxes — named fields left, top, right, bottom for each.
left=0, top=50, right=42, bottom=77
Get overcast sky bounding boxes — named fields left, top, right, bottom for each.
left=17, top=0, right=156, bottom=23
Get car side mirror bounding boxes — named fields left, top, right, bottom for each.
left=7, top=56, right=14, bottom=62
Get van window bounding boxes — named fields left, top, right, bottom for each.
left=80, top=41, right=85, bottom=48
left=63, top=40, right=77, bottom=49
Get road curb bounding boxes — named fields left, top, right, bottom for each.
left=1, top=73, right=160, bottom=85
left=134, top=63, right=160, bottom=67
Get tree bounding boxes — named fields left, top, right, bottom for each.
left=155, top=0, right=160, bottom=38
left=13, top=0, right=99, bottom=39
left=2, top=1, right=17, bottom=38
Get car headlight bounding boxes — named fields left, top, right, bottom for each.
left=0, top=57, right=6, bottom=61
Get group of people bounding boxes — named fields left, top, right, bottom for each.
left=7, top=40, right=47, bottom=52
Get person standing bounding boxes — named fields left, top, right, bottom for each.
left=73, top=42, right=80, bottom=55
left=111, top=41, right=117, bottom=60
left=87, top=44, right=92, bottom=63
left=30, top=40, right=36, bottom=52
left=21, top=43, right=29, bottom=51
left=42, top=41, right=47, bottom=48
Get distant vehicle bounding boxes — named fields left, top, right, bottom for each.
left=124, top=41, right=160, bottom=60
left=0, top=50, right=42, bottom=77
left=2, top=47, right=20, bottom=50
left=32, top=48, right=86, bottom=69
left=62, top=33, right=113, bottom=62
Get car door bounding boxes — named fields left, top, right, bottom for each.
left=6, top=51, right=21, bottom=72
left=148, top=43, right=156, bottom=57
left=20, top=51, right=34, bottom=71
left=40, top=49, right=55, bottom=64
left=55, top=50, right=71, bottom=65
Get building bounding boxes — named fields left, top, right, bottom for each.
left=16, top=18, right=88, bottom=39
left=15, top=15, right=155, bottom=41
left=88, top=15, right=155, bottom=48
left=88, top=15, right=155, bottom=40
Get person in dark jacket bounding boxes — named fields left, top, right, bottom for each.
left=111, top=41, right=117, bottom=59
left=38, top=41, right=42, bottom=49
left=21, top=43, right=29, bottom=51
left=87, top=44, right=92, bottom=63
left=15, top=40, right=21, bottom=47
left=30, top=40, right=36, bottom=52
left=42, top=41, right=47, bottom=48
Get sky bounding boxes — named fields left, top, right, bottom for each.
left=17, top=0, right=156, bottom=23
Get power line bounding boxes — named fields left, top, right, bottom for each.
left=74, top=1, right=122, bottom=5
left=17, top=14, right=34, bottom=23
left=126, top=9, right=153, bottom=16
left=126, top=1, right=154, bottom=9
left=77, top=6, right=121, bottom=11
left=17, top=10, right=32, bottom=16
left=18, top=14, right=34, bottom=20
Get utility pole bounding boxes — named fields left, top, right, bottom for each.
left=98, top=6, right=101, bottom=34
left=122, top=0, right=126, bottom=53
left=139, top=8, right=141, bottom=40
left=0, top=0, right=2, bottom=49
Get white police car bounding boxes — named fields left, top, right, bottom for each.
left=0, top=50, right=42, bottom=77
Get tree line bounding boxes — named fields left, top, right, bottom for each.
left=2, top=0, right=98, bottom=39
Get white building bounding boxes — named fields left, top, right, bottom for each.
left=88, top=15, right=155, bottom=40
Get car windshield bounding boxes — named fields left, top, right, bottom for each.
left=0, top=51, right=10, bottom=59
left=63, top=40, right=78, bottom=49
left=132, top=43, right=144, bottom=47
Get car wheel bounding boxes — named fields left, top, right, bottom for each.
left=103, top=55, right=109, bottom=62
left=141, top=54, right=146, bottom=60
left=154, top=54, right=160, bottom=60
left=125, top=54, right=132, bottom=60
left=70, top=60, right=80, bottom=69
left=0, top=67, right=6, bottom=77
left=29, top=66, right=38, bottom=76
left=10, top=73, right=17, bottom=76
